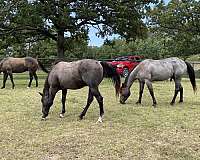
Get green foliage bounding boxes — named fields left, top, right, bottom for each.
left=0, top=0, right=158, bottom=58
left=82, top=37, right=170, bottom=60
left=148, top=0, right=200, bottom=59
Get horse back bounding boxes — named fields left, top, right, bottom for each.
left=48, top=59, right=103, bottom=89
left=135, top=59, right=173, bottom=81
left=0, top=58, right=26, bottom=73
left=1, top=57, right=38, bottom=73
left=136, top=58, right=186, bottom=81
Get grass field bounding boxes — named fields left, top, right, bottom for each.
left=0, top=72, right=200, bottom=160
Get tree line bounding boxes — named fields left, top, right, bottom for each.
left=0, top=0, right=200, bottom=60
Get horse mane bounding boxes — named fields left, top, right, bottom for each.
left=43, top=74, right=50, bottom=94
left=123, top=73, right=131, bottom=87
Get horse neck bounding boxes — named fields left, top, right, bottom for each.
left=125, top=67, right=139, bottom=89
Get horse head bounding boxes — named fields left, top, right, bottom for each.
left=39, top=90, right=53, bottom=120
left=119, top=83, right=131, bottom=104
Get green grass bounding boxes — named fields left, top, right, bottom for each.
left=0, top=72, right=200, bottom=160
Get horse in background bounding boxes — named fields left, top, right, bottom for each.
left=39, top=59, right=121, bottom=122
left=120, top=57, right=196, bottom=106
left=0, top=57, right=48, bottom=89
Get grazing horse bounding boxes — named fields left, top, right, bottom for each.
left=120, top=57, right=197, bottom=106
left=0, top=57, right=48, bottom=89
left=39, top=59, right=121, bottom=122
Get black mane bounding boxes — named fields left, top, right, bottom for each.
left=123, top=72, right=131, bottom=86
left=43, top=74, right=50, bottom=94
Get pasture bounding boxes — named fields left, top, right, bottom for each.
left=0, top=72, right=200, bottom=160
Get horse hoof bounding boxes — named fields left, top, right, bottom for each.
left=96, top=116, right=103, bottom=123
left=59, top=113, right=64, bottom=118
left=170, top=102, right=175, bottom=105
left=79, top=115, right=83, bottom=120
left=27, top=87, right=30, bottom=89
left=152, top=104, right=157, bottom=107
left=120, top=100, right=125, bottom=104
left=41, top=117, right=46, bottom=121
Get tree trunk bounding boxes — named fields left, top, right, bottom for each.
left=57, top=30, right=65, bottom=59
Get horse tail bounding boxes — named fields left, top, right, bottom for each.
left=185, top=61, right=197, bottom=93
left=37, top=60, right=49, bottom=73
left=100, top=61, right=121, bottom=96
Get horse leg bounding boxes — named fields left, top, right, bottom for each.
left=170, top=80, right=183, bottom=105
left=1, top=72, right=8, bottom=89
left=33, top=72, right=38, bottom=87
left=146, top=80, right=157, bottom=107
left=8, top=72, right=15, bottom=89
left=93, top=88, right=104, bottom=123
left=28, top=72, right=33, bottom=88
left=136, top=81, right=145, bottom=104
left=79, top=88, right=94, bottom=120
left=179, top=85, right=183, bottom=103
left=60, top=89, right=67, bottom=118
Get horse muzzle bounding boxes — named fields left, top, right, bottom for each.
left=119, top=98, right=126, bottom=104
left=41, top=111, right=48, bottom=120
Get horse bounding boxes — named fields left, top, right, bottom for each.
left=119, top=57, right=197, bottom=106
left=0, top=57, right=48, bottom=89
left=39, top=59, right=121, bottom=122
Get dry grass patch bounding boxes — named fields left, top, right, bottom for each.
left=0, top=74, right=200, bottom=160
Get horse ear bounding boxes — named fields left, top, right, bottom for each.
left=39, top=92, right=43, bottom=96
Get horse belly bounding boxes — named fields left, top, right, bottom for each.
left=13, top=66, right=27, bottom=73
left=151, top=68, right=172, bottom=81
left=60, top=79, right=86, bottom=89
left=151, top=73, right=171, bottom=81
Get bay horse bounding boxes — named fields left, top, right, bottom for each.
left=0, top=57, right=48, bottom=89
left=39, top=59, right=121, bottom=122
left=120, top=57, right=197, bottom=106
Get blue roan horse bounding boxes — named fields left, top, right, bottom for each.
left=39, top=59, right=121, bottom=122
left=120, top=57, right=197, bottom=106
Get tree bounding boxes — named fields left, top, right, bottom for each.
left=148, top=0, right=200, bottom=59
left=0, top=0, right=158, bottom=58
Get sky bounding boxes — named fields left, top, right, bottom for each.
left=88, top=0, right=170, bottom=47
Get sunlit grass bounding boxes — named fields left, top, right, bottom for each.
left=0, top=72, right=199, bottom=160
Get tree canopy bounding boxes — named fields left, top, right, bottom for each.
left=0, top=0, right=158, bottom=58
left=148, top=0, right=200, bottom=59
